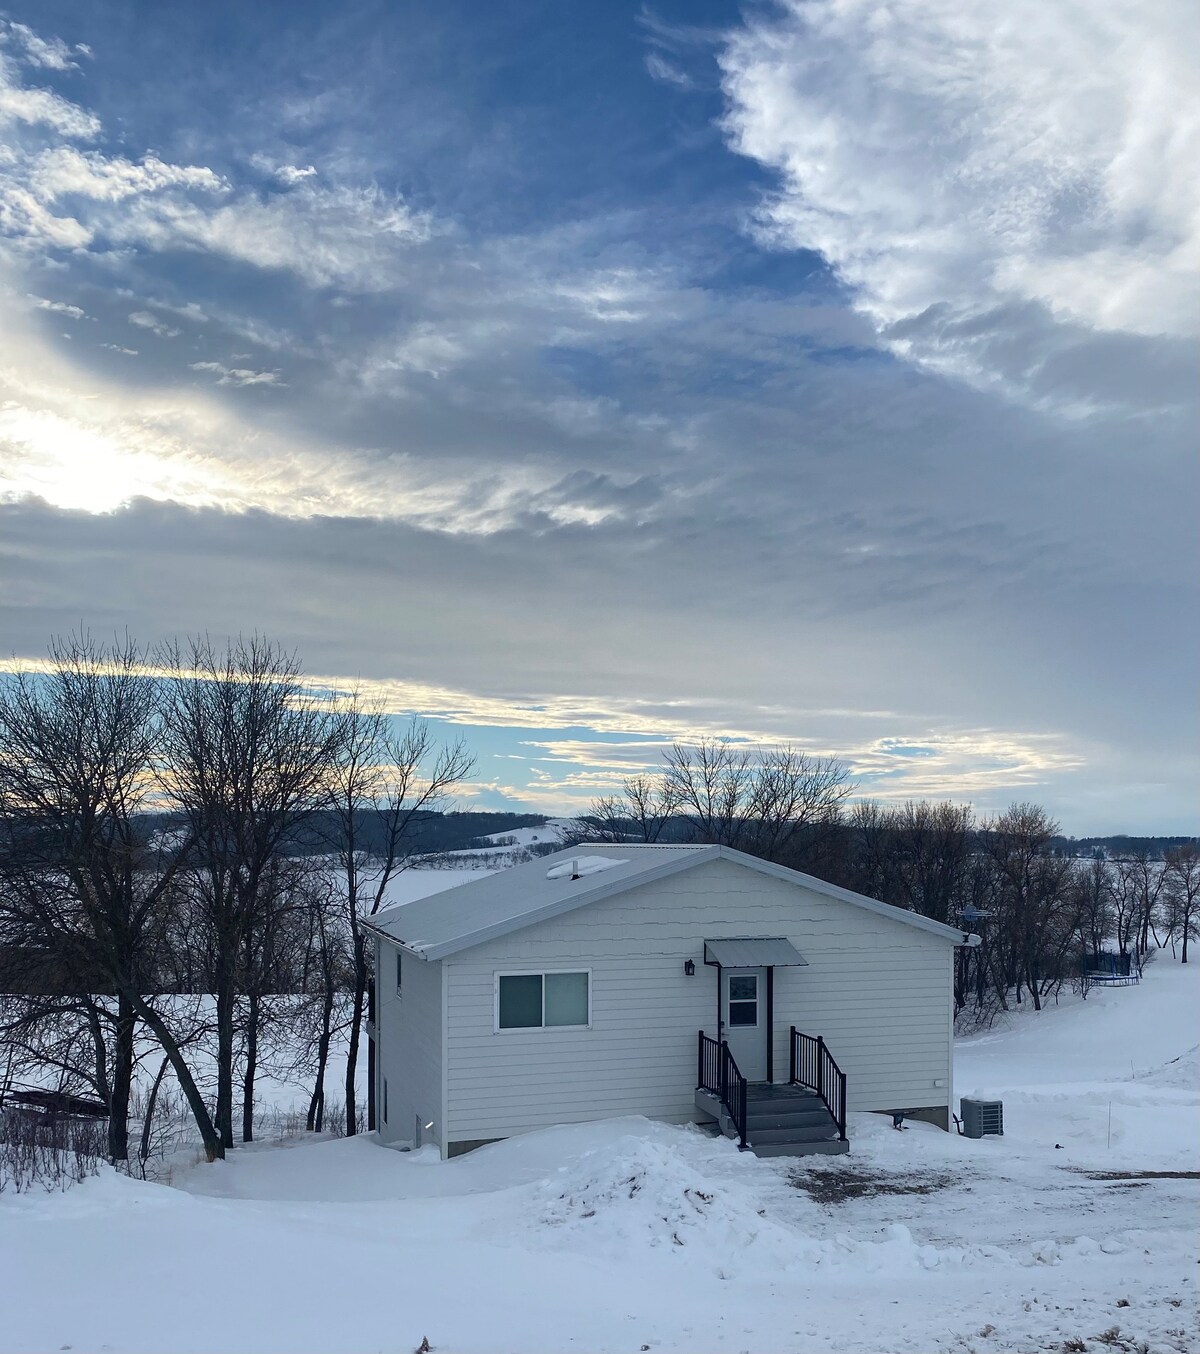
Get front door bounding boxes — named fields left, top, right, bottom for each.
left=721, top=967, right=768, bottom=1081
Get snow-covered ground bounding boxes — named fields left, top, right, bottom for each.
left=2, top=961, right=1196, bottom=1353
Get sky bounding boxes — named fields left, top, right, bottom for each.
left=0, top=1, right=1196, bottom=835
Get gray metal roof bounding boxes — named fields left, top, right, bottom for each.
left=366, top=844, right=712, bottom=960
left=363, top=841, right=979, bottom=961
left=360, top=839, right=975, bottom=958
left=703, top=937, right=808, bottom=968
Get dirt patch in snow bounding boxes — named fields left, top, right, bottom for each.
left=1070, top=1169, right=1200, bottom=1181
left=790, top=1164, right=958, bottom=1205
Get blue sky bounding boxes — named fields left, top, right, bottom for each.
left=0, top=2, right=1196, bottom=832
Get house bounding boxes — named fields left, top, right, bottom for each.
left=364, top=843, right=980, bottom=1158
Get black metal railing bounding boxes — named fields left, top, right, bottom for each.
left=789, top=1027, right=848, bottom=1142
left=697, top=1030, right=749, bottom=1149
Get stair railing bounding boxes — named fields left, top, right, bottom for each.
left=696, top=1030, right=748, bottom=1149
left=789, top=1027, right=848, bottom=1142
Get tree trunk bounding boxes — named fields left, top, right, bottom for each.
left=139, top=1056, right=170, bottom=1170
left=345, top=977, right=364, bottom=1137
left=131, top=995, right=223, bottom=1161
left=242, top=990, right=259, bottom=1143
left=345, top=938, right=368, bottom=1136
left=107, top=994, right=136, bottom=1163
left=215, top=969, right=236, bottom=1150
left=307, top=986, right=334, bottom=1134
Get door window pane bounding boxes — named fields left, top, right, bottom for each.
left=728, top=999, right=758, bottom=1026
left=728, top=975, right=757, bottom=1002
left=498, top=974, right=542, bottom=1028
left=545, top=971, right=589, bottom=1026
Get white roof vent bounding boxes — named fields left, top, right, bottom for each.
left=545, top=855, right=627, bottom=881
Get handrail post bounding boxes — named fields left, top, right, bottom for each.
left=839, top=1075, right=848, bottom=1141
left=816, top=1035, right=825, bottom=1103
left=738, top=1078, right=747, bottom=1150
left=720, top=1039, right=729, bottom=1107
left=789, top=1026, right=797, bottom=1083
left=697, top=1029, right=703, bottom=1088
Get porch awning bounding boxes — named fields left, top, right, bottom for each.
left=703, top=936, right=808, bottom=967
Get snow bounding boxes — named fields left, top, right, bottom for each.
left=2, top=959, right=1197, bottom=1353
left=545, top=854, right=627, bottom=879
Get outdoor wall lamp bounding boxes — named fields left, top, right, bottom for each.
left=683, top=959, right=695, bottom=976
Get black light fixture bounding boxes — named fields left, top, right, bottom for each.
left=683, top=959, right=695, bottom=976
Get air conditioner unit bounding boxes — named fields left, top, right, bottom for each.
left=960, top=1097, right=1003, bottom=1138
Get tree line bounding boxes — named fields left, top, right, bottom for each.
left=0, top=633, right=472, bottom=1164
left=587, top=742, right=1199, bottom=1021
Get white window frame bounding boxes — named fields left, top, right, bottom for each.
left=395, top=949, right=403, bottom=997
left=493, top=968, right=593, bottom=1033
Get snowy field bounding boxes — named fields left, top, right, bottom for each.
left=2, top=961, right=1196, bottom=1353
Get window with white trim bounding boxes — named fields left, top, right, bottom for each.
left=496, top=971, right=590, bottom=1030
left=395, top=950, right=402, bottom=996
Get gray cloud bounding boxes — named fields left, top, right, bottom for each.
left=0, top=13, right=1194, bottom=833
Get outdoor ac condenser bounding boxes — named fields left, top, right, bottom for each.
left=960, top=1097, right=1003, bottom=1138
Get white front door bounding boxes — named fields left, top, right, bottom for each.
left=721, top=967, right=767, bottom=1081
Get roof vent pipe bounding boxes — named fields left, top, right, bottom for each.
left=569, top=857, right=580, bottom=880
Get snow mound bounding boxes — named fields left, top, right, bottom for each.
left=545, top=855, right=626, bottom=880
left=535, top=1131, right=814, bottom=1269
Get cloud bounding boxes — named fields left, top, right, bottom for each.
left=0, top=42, right=99, bottom=138
left=644, top=53, right=694, bottom=91
left=28, top=147, right=225, bottom=203
left=30, top=295, right=87, bottom=319
left=128, top=310, right=180, bottom=338
left=719, top=0, right=1200, bottom=400
left=0, top=20, right=89, bottom=72
left=189, top=361, right=284, bottom=388
left=249, top=155, right=318, bottom=187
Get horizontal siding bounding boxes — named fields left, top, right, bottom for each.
left=376, top=941, right=442, bottom=1147
left=443, top=857, right=954, bottom=1142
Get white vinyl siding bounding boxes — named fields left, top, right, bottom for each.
left=441, top=856, right=955, bottom=1147
left=375, top=938, right=443, bottom=1148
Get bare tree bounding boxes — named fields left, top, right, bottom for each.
left=587, top=773, right=680, bottom=843
left=156, top=636, right=345, bottom=1153
left=852, top=800, right=974, bottom=925
left=1164, top=844, right=1200, bottom=963
left=1074, top=856, right=1113, bottom=963
left=981, top=804, right=1080, bottom=1010
left=662, top=740, right=851, bottom=864
left=0, top=633, right=217, bottom=1160
left=325, top=697, right=473, bottom=1134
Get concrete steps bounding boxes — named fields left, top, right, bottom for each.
left=695, top=1083, right=849, bottom=1158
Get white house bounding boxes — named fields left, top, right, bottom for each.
left=364, top=843, right=979, bottom=1158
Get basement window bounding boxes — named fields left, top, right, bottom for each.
left=496, top=971, right=590, bottom=1030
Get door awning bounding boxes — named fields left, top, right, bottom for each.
left=703, top=937, right=808, bottom=968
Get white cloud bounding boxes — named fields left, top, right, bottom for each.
left=0, top=20, right=88, bottom=71
left=128, top=310, right=180, bottom=338
left=720, top=0, right=1200, bottom=388
left=30, top=295, right=87, bottom=319
left=644, top=53, right=693, bottom=90
left=0, top=50, right=99, bottom=139
left=29, top=147, right=225, bottom=202
left=249, top=155, right=318, bottom=187
left=189, top=361, right=284, bottom=388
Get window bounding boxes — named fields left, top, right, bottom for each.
left=395, top=950, right=403, bottom=996
left=727, top=974, right=758, bottom=1027
left=497, top=971, right=590, bottom=1030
